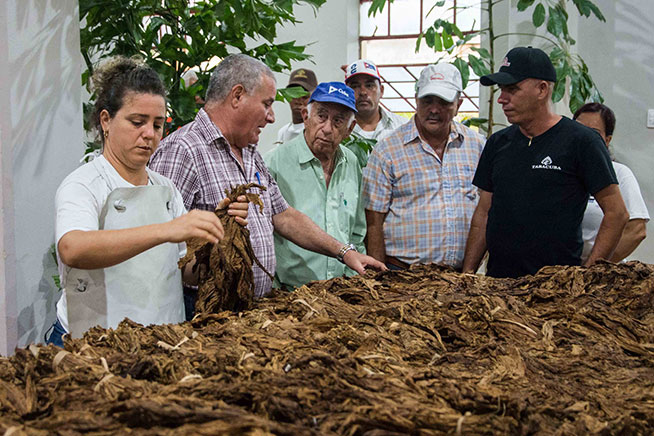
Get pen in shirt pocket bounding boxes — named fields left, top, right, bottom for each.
left=255, top=171, right=261, bottom=185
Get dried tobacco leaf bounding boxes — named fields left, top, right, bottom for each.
left=179, top=183, right=273, bottom=314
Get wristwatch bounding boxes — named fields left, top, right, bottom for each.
left=337, top=243, right=357, bottom=263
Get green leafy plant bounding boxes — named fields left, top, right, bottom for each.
left=80, top=0, right=325, bottom=151
left=342, top=134, right=378, bottom=168
left=276, top=86, right=310, bottom=102
left=369, top=0, right=605, bottom=135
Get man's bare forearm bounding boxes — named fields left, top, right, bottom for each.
left=585, top=184, right=628, bottom=266
left=364, top=209, right=387, bottom=262
left=462, top=190, right=492, bottom=273
left=610, top=219, right=647, bottom=262
left=273, top=207, right=342, bottom=257
left=462, top=216, right=487, bottom=273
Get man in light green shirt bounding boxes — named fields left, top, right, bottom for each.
left=264, top=81, right=367, bottom=289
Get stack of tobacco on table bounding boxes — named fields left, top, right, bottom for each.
left=1, top=262, right=654, bottom=435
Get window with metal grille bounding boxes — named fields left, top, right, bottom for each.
left=359, top=0, right=481, bottom=119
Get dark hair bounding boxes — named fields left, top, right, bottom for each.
left=91, top=57, right=166, bottom=143
left=573, top=102, right=616, bottom=137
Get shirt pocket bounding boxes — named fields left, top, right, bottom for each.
left=456, top=164, right=478, bottom=202
left=337, top=193, right=353, bottom=234
left=258, top=187, right=274, bottom=220
left=336, top=176, right=360, bottom=234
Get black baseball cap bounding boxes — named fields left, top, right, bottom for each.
left=480, top=46, right=556, bottom=86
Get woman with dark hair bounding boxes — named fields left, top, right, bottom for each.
left=47, top=57, right=246, bottom=346
left=573, top=102, right=649, bottom=263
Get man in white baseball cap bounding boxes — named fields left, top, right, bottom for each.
left=344, top=59, right=407, bottom=166
left=362, top=62, right=486, bottom=271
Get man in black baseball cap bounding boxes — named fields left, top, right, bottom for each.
left=462, top=46, right=627, bottom=279
left=479, top=46, right=556, bottom=86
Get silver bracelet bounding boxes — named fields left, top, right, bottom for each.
left=337, top=243, right=357, bottom=263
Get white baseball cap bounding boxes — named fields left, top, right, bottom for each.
left=345, top=59, right=381, bottom=81
left=416, top=63, right=463, bottom=102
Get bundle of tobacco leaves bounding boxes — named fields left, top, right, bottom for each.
left=1, top=262, right=654, bottom=435
left=179, top=183, right=272, bottom=314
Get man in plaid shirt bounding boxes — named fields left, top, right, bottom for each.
left=151, top=54, right=385, bottom=315
left=362, top=63, right=485, bottom=270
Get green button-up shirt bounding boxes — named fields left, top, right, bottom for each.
left=264, top=133, right=367, bottom=289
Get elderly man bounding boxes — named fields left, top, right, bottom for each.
left=462, top=46, right=628, bottom=277
left=363, top=63, right=486, bottom=270
left=344, top=59, right=407, bottom=166
left=150, top=54, right=385, bottom=305
left=265, top=82, right=364, bottom=289
left=275, top=68, right=317, bottom=145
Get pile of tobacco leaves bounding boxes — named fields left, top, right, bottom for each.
left=1, top=261, right=654, bottom=435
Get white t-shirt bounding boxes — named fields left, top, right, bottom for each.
left=581, top=161, right=650, bottom=262
left=54, top=155, right=187, bottom=331
left=275, top=122, right=304, bottom=145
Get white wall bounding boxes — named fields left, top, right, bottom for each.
left=0, top=1, right=18, bottom=356
left=257, top=0, right=360, bottom=155
left=0, top=0, right=84, bottom=354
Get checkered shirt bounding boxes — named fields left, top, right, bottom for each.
left=149, top=109, right=288, bottom=297
left=362, top=117, right=485, bottom=268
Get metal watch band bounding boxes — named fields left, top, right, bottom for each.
left=337, top=243, right=357, bottom=263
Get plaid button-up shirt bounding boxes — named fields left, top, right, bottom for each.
left=362, top=117, right=485, bottom=268
left=149, top=109, right=288, bottom=297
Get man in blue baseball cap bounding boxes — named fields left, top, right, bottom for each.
left=265, top=82, right=372, bottom=289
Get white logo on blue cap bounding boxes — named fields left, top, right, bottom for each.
left=329, top=85, right=350, bottom=97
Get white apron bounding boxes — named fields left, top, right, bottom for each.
left=65, top=160, right=184, bottom=338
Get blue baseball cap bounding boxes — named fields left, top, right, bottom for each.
left=309, top=82, right=357, bottom=113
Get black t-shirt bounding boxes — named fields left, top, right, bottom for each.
left=473, top=117, right=617, bottom=278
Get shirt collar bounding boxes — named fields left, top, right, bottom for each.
left=378, top=106, right=394, bottom=128
left=195, top=108, right=258, bottom=153
left=403, top=116, right=463, bottom=147
left=195, top=108, right=224, bottom=146
left=450, top=120, right=466, bottom=144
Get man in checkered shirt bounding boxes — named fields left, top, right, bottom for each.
left=362, top=63, right=485, bottom=270
left=150, top=54, right=385, bottom=315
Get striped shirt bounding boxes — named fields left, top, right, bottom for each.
left=362, top=117, right=485, bottom=268
left=149, top=109, right=288, bottom=297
